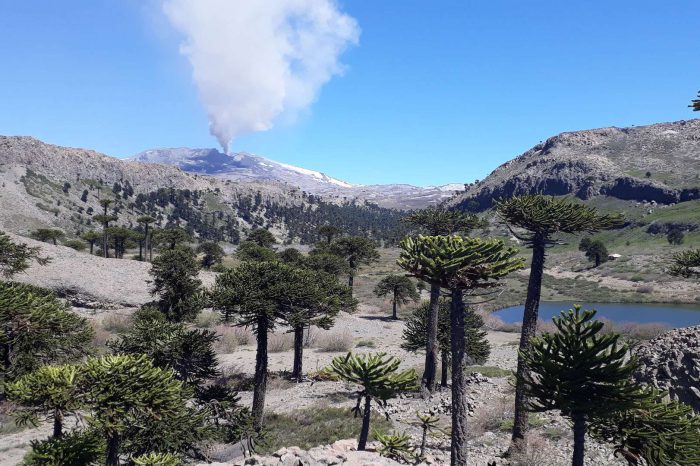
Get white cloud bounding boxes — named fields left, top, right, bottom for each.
left=162, top=0, right=359, bottom=152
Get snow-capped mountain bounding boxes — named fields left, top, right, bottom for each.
left=129, top=148, right=463, bottom=209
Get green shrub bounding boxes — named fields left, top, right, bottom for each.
left=24, top=430, right=104, bottom=466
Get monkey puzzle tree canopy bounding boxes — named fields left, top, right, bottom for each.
left=403, top=207, right=484, bottom=236
left=246, top=228, right=277, bottom=248
left=330, top=236, right=380, bottom=290
left=495, top=195, right=623, bottom=244
left=0, top=282, right=92, bottom=382
left=6, top=364, right=82, bottom=439
left=589, top=388, right=700, bottom=466
left=397, top=235, right=524, bottom=291
left=149, top=246, right=204, bottom=322
left=80, top=355, right=188, bottom=466
left=373, top=274, right=420, bottom=319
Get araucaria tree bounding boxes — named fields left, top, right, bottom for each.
left=330, top=236, right=380, bottom=292
left=6, top=364, right=82, bottom=438
left=521, top=306, right=641, bottom=466
left=149, top=246, right=204, bottom=322
left=589, top=388, right=700, bottom=466
left=0, top=282, right=92, bottom=382
left=137, top=216, right=156, bottom=261
left=669, top=248, right=700, bottom=278
left=0, top=231, right=49, bottom=278
left=402, top=207, right=484, bottom=393
left=211, top=261, right=294, bottom=430
left=496, top=195, right=622, bottom=449
left=246, top=228, right=277, bottom=248
left=80, top=355, right=188, bottom=466
left=398, top=235, right=523, bottom=465
left=318, top=224, right=343, bottom=244
left=402, top=298, right=490, bottom=387
left=579, top=238, right=608, bottom=267
left=280, top=268, right=355, bottom=381
left=31, top=228, right=65, bottom=246
left=196, top=241, right=225, bottom=269
left=373, top=274, right=420, bottom=319
left=328, top=352, right=416, bottom=450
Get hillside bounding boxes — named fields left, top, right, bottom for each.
left=450, top=119, right=700, bottom=210
left=130, top=147, right=463, bottom=209
left=0, top=136, right=408, bottom=245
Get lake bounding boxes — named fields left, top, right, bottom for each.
left=494, top=302, right=700, bottom=328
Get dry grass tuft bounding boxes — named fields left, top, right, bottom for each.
left=101, top=313, right=132, bottom=333
left=315, top=331, right=353, bottom=353
left=269, top=333, right=295, bottom=353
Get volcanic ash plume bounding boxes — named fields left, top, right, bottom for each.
left=162, top=0, right=360, bottom=153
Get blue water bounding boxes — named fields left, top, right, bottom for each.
left=494, top=302, right=700, bottom=328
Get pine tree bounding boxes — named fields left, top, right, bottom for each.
left=246, top=228, right=277, bottom=248
left=330, top=236, right=380, bottom=292
left=152, top=227, right=190, bottom=251
left=137, top=216, right=156, bottom=261
left=582, top=239, right=608, bottom=267
left=496, top=195, right=623, bottom=449
left=80, top=355, right=188, bottom=466
left=0, top=231, right=49, bottom=278
left=0, top=282, right=92, bottom=382
left=521, top=306, right=641, bottom=466
left=398, top=235, right=523, bottom=465
left=196, top=241, right=225, bottom=269
left=210, top=261, right=296, bottom=430
left=402, top=207, right=484, bottom=393
left=328, top=352, right=416, bottom=450
left=6, top=364, right=82, bottom=438
left=281, top=268, right=355, bottom=381
left=318, top=225, right=343, bottom=244
left=402, top=299, right=490, bottom=387
left=236, top=241, right=279, bottom=262
left=82, top=230, right=101, bottom=255
left=669, top=248, right=700, bottom=278
left=109, top=318, right=220, bottom=389
left=31, top=228, right=65, bottom=246
left=589, top=388, right=700, bottom=466
left=149, top=246, right=204, bottom=322
left=373, top=274, right=420, bottom=319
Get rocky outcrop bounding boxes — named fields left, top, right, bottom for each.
left=450, top=119, right=700, bottom=210
left=206, top=440, right=404, bottom=466
left=633, top=326, right=700, bottom=412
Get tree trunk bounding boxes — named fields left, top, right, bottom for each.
left=450, top=288, right=468, bottom=466
left=103, top=230, right=108, bottom=258
left=511, top=237, right=546, bottom=451
left=144, top=224, right=150, bottom=262
left=89, top=241, right=94, bottom=255
left=422, top=283, right=441, bottom=393
left=292, top=325, right=304, bottom=381
left=105, top=432, right=120, bottom=466
left=52, top=410, right=63, bottom=438
left=252, top=315, right=269, bottom=431
left=441, top=351, right=449, bottom=388
left=358, top=395, right=372, bottom=451
left=348, top=274, right=354, bottom=292
left=572, top=413, right=586, bottom=466
left=392, top=289, right=398, bottom=319
left=138, top=240, right=143, bottom=261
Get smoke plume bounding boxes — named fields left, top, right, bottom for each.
left=162, top=0, right=360, bottom=153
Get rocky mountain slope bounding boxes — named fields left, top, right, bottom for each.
left=450, top=119, right=700, bottom=210
left=130, top=148, right=463, bottom=209
left=0, top=136, right=408, bottom=245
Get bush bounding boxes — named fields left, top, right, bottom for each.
left=315, top=331, right=353, bottom=352
left=194, top=310, right=220, bottom=328
left=636, top=284, right=654, bottom=294
left=63, top=239, right=86, bottom=251
left=213, top=325, right=254, bottom=346
left=355, top=339, right=376, bottom=348
left=24, top=430, right=104, bottom=466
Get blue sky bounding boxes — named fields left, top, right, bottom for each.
left=1, top=1, right=699, bottom=186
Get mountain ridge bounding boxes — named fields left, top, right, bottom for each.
left=449, top=119, right=700, bottom=210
